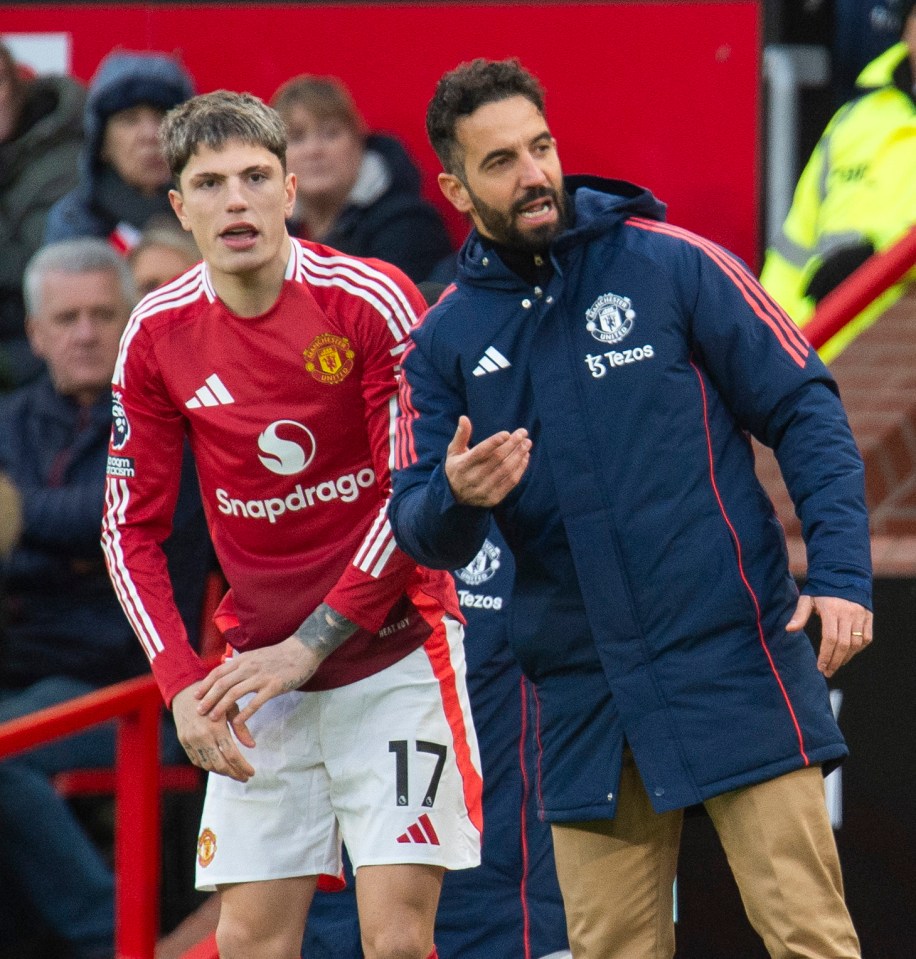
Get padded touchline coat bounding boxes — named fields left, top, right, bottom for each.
left=390, top=176, right=871, bottom=821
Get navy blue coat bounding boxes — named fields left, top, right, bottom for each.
left=390, top=177, right=871, bottom=820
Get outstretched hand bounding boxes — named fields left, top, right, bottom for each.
left=786, top=594, right=873, bottom=677
left=444, top=415, right=531, bottom=507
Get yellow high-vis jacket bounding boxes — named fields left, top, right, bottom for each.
left=760, top=42, right=916, bottom=362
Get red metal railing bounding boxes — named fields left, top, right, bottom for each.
left=0, top=674, right=167, bottom=959
left=803, top=224, right=916, bottom=350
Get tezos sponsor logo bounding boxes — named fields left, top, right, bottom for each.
left=586, top=292, right=636, bottom=345
left=111, top=392, right=131, bottom=450
left=455, top=539, right=501, bottom=586
left=584, top=345, right=655, bottom=378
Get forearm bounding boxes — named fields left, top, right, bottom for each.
left=390, top=463, right=491, bottom=570
left=291, top=602, right=359, bottom=671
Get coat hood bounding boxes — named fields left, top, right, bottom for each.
left=346, top=132, right=424, bottom=209
left=82, top=50, right=194, bottom=179
left=456, top=175, right=666, bottom=285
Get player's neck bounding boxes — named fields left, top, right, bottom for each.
left=209, top=235, right=292, bottom=318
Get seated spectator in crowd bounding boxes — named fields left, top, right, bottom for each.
left=0, top=239, right=212, bottom=959
left=302, top=522, right=570, bottom=959
left=0, top=41, right=84, bottom=390
left=760, top=0, right=916, bottom=362
left=128, top=215, right=200, bottom=297
left=44, top=50, right=194, bottom=252
left=271, top=74, right=453, bottom=282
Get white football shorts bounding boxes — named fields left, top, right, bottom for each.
left=195, top=615, right=483, bottom=890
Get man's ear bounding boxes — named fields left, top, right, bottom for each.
left=284, top=172, right=297, bottom=219
left=438, top=172, right=475, bottom=215
left=168, top=188, right=192, bottom=232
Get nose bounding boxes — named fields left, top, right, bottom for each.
left=73, top=313, right=100, bottom=342
left=224, top=176, right=248, bottom=211
left=138, top=113, right=163, bottom=142
left=519, top=150, right=549, bottom=188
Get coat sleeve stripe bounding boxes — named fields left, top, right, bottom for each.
left=395, top=342, right=419, bottom=468
left=517, top=676, right=534, bottom=950
left=626, top=218, right=810, bottom=368
left=690, top=359, right=810, bottom=766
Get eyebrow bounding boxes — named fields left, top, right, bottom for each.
left=189, top=163, right=274, bottom=185
left=478, top=131, right=553, bottom=171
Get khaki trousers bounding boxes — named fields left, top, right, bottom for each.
left=551, top=752, right=860, bottom=959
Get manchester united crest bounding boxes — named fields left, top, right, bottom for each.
left=586, top=292, right=636, bottom=345
left=197, top=827, right=217, bottom=868
left=304, top=334, right=355, bottom=385
left=455, top=539, right=501, bottom=586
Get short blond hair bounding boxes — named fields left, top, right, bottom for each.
left=160, top=90, right=286, bottom=181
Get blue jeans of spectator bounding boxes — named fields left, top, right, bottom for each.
left=0, top=675, right=181, bottom=959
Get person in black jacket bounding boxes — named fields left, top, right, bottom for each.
left=271, top=74, right=453, bottom=282
left=0, top=238, right=212, bottom=959
left=0, top=42, right=84, bottom=389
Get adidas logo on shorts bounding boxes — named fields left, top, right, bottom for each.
left=396, top=813, right=440, bottom=845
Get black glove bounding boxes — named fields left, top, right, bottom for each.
left=804, top=240, right=875, bottom=302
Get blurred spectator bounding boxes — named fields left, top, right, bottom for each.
left=760, top=1, right=916, bottom=362
left=44, top=50, right=193, bottom=251
left=271, top=74, right=453, bottom=282
left=0, top=238, right=211, bottom=959
left=834, top=0, right=912, bottom=102
left=128, top=216, right=200, bottom=297
left=0, top=41, right=84, bottom=390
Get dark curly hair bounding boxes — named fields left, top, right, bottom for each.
left=426, top=58, right=546, bottom=177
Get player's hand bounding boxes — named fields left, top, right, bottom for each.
left=195, top=637, right=321, bottom=742
left=173, top=683, right=255, bottom=782
left=445, top=415, right=531, bottom=507
left=786, top=594, right=873, bottom=677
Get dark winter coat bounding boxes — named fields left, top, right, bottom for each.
left=390, top=176, right=871, bottom=820
left=295, top=133, right=453, bottom=283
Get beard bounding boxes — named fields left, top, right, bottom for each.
left=467, top=185, right=569, bottom=252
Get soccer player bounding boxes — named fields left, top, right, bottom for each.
left=102, top=90, right=481, bottom=959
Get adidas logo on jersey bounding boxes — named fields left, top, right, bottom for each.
left=186, top=374, right=235, bottom=409
left=396, top=813, right=440, bottom=846
left=472, top=346, right=511, bottom=377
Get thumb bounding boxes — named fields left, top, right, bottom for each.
left=228, top=705, right=256, bottom=749
left=786, top=594, right=814, bottom=632
left=447, top=415, right=473, bottom=456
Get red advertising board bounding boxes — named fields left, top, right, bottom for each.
left=2, top=2, right=761, bottom=265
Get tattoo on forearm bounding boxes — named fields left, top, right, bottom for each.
left=293, top=603, right=358, bottom=661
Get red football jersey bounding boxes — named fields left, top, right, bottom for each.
left=102, top=238, right=458, bottom=705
